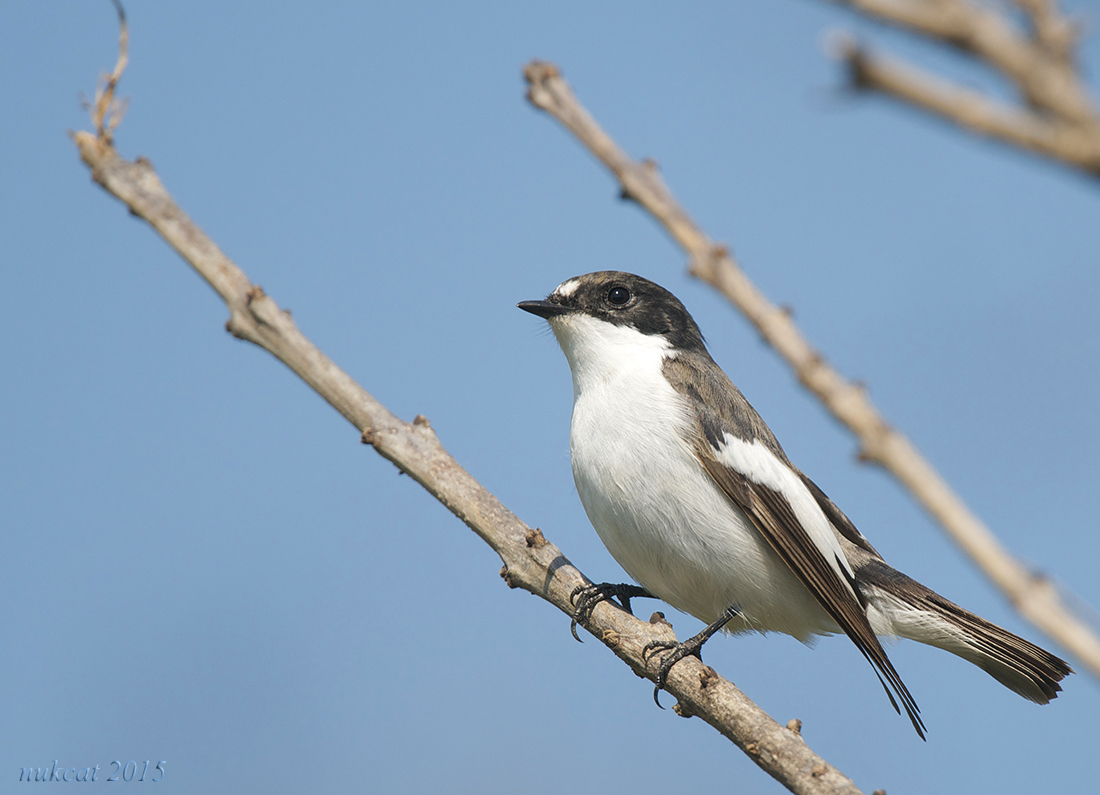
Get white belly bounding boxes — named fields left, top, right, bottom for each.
left=568, top=361, right=835, bottom=641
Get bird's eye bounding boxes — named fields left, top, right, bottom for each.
left=607, top=286, right=631, bottom=306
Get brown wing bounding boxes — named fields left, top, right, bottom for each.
left=698, top=450, right=926, bottom=739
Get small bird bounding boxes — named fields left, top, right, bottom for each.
left=519, top=271, right=1071, bottom=737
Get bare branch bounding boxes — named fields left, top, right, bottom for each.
left=836, top=37, right=1100, bottom=174
left=68, top=18, right=869, bottom=794
left=524, top=59, right=1100, bottom=681
left=816, top=0, right=1100, bottom=177
left=822, top=0, right=1096, bottom=122
left=1015, top=0, right=1081, bottom=65
left=91, top=0, right=129, bottom=142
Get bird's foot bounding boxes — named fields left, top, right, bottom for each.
left=642, top=605, right=740, bottom=708
left=569, top=583, right=654, bottom=641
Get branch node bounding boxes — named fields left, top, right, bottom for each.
left=689, top=244, right=731, bottom=281
left=649, top=611, right=671, bottom=629
left=844, top=48, right=873, bottom=93
left=824, top=29, right=870, bottom=91
left=601, top=628, right=620, bottom=648
left=413, top=414, right=432, bottom=429
left=699, top=664, right=719, bottom=689
left=1029, top=568, right=1051, bottom=587
left=671, top=700, right=694, bottom=719
left=361, top=427, right=377, bottom=446
left=499, top=565, right=517, bottom=589
left=225, top=311, right=251, bottom=340
left=523, top=59, right=560, bottom=84
left=522, top=60, right=561, bottom=109
left=812, top=764, right=829, bottom=778
left=786, top=718, right=803, bottom=735
left=524, top=527, right=547, bottom=548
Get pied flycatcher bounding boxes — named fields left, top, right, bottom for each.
left=519, top=271, right=1070, bottom=738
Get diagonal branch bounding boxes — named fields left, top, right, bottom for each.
left=839, top=38, right=1100, bottom=174
left=68, top=22, right=868, bottom=794
left=523, top=59, right=1100, bottom=681
left=70, top=130, right=866, bottom=795
left=817, top=0, right=1100, bottom=176
left=821, top=0, right=1096, bottom=122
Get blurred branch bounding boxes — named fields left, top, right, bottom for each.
left=90, top=0, right=129, bottom=142
left=70, top=14, right=867, bottom=795
left=838, top=39, right=1100, bottom=170
left=524, top=59, right=1100, bottom=681
left=819, top=0, right=1100, bottom=176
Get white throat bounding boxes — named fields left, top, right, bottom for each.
left=548, top=313, right=675, bottom=399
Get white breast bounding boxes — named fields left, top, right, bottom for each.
left=550, top=314, right=835, bottom=640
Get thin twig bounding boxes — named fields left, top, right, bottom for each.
left=68, top=14, right=869, bottom=795
left=92, top=0, right=129, bottom=142
left=822, top=0, right=1096, bottom=122
left=818, top=0, right=1100, bottom=177
left=524, top=59, right=1100, bottom=681
left=837, top=37, right=1100, bottom=174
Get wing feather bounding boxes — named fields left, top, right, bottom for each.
left=698, top=446, right=926, bottom=738
left=662, top=352, right=925, bottom=736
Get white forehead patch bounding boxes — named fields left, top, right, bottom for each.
left=554, top=278, right=581, bottom=298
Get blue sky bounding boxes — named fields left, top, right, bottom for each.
left=2, top=2, right=1098, bottom=793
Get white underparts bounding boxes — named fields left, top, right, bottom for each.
left=550, top=313, right=838, bottom=640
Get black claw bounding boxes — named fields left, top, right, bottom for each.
left=640, top=638, right=682, bottom=708
left=642, top=605, right=740, bottom=708
left=641, top=639, right=672, bottom=664
left=569, top=584, right=588, bottom=610
left=568, top=583, right=655, bottom=641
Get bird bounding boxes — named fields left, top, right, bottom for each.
left=518, top=270, right=1071, bottom=738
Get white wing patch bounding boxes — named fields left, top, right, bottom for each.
left=712, top=434, right=857, bottom=595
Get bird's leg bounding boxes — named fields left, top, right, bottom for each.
left=642, top=604, right=740, bottom=708
left=569, top=583, right=655, bottom=641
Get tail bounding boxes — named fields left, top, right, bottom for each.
left=857, top=560, right=1073, bottom=704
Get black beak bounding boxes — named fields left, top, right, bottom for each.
left=517, top=300, right=572, bottom=319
